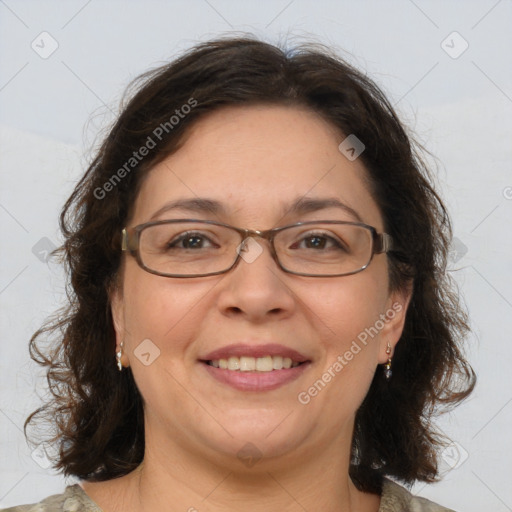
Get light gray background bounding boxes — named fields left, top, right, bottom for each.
left=1, top=1, right=511, bottom=510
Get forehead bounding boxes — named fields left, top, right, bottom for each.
left=133, top=105, right=383, bottom=229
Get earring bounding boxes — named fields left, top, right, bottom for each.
left=384, top=342, right=392, bottom=381
left=116, top=341, right=124, bottom=372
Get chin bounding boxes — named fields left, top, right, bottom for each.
left=192, top=413, right=313, bottom=470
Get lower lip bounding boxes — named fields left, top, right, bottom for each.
left=200, top=362, right=311, bottom=391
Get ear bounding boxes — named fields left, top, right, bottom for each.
left=110, top=282, right=130, bottom=368
left=377, top=280, right=413, bottom=364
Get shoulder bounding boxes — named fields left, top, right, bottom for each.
left=0, top=484, right=102, bottom=512
left=380, top=479, right=457, bottom=512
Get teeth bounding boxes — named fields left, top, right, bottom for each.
left=240, top=356, right=256, bottom=371
left=256, top=356, right=273, bottom=372
left=227, top=356, right=240, bottom=370
left=272, top=355, right=283, bottom=369
left=208, top=355, right=303, bottom=372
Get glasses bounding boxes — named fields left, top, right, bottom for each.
left=121, top=219, right=393, bottom=278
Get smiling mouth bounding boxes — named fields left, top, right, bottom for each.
left=203, top=355, right=307, bottom=372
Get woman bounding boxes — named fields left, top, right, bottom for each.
left=4, top=36, right=475, bottom=512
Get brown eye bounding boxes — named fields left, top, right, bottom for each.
left=167, top=232, right=216, bottom=250
left=290, top=232, right=347, bottom=251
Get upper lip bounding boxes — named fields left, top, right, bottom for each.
left=200, top=343, right=310, bottom=363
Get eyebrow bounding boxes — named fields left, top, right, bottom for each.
left=149, top=196, right=363, bottom=223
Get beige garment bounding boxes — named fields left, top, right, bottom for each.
left=0, top=479, right=455, bottom=512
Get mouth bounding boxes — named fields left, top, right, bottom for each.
left=198, top=343, right=311, bottom=391
left=203, top=355, right=304, bottom=371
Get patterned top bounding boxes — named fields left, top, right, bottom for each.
left=0, top=479, right=455, bottom=512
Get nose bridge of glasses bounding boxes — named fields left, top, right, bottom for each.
left=235, top=227, right=279, bottom=263
left=240, top=227, right=272, bottom=242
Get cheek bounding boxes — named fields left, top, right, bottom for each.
left=121, top=264, right=206, bottom=353
left=301, top=263, right=389, bottom=407
left=312, top=267, right=389, bottom=349
left=120, top=269, right=209, bottom=417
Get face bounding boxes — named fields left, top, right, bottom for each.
left=112, top=105, right=410, bottom=472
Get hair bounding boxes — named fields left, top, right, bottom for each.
left=25, top=35, right=475, bottom=494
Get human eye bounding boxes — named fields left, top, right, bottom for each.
left=290, top=229, right=349, bottom=252
left=166, top=230, right=219, bottom=250
left=142, top=223, right=226, bottom=254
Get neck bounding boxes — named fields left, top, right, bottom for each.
left=114, top=424, right=379, bottom=512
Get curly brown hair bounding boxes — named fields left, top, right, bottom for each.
left=25, top=35, right=475, bottom=494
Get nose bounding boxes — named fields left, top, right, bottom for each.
left=216, top=236, right=296, bottom=322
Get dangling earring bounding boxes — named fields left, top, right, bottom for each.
left=116, top=341, right=124, bottom=372
left=384, top=341, right=392, bottom=381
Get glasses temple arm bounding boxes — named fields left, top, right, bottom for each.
left=121, top=228, right=138, bottom=252
left=375, top=232, right=393, bottom=253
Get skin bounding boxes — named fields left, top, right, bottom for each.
left=81, top=105, right=411, bottom=512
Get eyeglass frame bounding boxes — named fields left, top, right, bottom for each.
left=121, top=218, right=393, bottom=278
